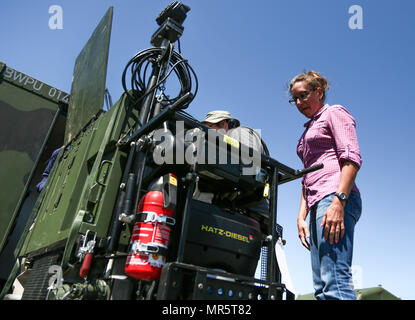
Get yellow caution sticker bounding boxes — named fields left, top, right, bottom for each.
left=223, top=135, right=240, bottom=148
left=263, top=183, right=270, bottom=197
left=169, top=175, right=177, bottom=186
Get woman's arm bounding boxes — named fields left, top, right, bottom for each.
left=320, top=161, right=359, bottom=244
left=297, top=186, right=310, bottom=250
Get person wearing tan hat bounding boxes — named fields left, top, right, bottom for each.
left=200, top=109, right=270, bottom=216
left=201, top=110, right=240, bottom=133
left=201, top=110, right=268, bottom=156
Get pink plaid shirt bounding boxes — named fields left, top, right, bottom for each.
left=297, top=104, right=362, bottom=211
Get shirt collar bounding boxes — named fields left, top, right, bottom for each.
left=303, top=104, right=330, bottom=127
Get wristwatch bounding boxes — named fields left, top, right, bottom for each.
left=335, top=192, right=348, bottom=202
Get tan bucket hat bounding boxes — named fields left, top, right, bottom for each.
left=201, top=110, right=239, bottom=124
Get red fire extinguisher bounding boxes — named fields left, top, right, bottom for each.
left=125, top=174, right=177, bottom=280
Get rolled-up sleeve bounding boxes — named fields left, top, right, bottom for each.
left=327, top=106, right=362, bottom=168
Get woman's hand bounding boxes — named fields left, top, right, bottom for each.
left=321, top=160, right=359, bottom=245
left=320, top=197, right=345, bottom=245
left=297, top=218, right=310, bottom=250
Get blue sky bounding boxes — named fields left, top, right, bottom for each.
left=1, top=0, right=414, bottom=299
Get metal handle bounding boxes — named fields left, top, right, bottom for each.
left=295, top=163, right=324, bottom=177
left=96, top=160, right=113, bottom=186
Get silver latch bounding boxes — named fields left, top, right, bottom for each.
left=77, top=230, right=96, bottom=261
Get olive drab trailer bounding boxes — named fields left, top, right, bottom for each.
left=0, top=61, right=68, bottom=290
left=0, top=2, right=322, bottom=300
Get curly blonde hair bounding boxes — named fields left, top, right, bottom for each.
left=289, top=70, right=330, bottom=103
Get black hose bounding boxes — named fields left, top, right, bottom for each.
left=121, top=47, right=198, bottom=110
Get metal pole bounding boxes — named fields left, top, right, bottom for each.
left=268, top=165, right=280, bottom=299
left=176, top=173, right=196, bottom=262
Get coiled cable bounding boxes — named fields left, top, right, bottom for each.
left=121, top=44, right=198, bottom=110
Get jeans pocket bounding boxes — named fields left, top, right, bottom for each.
left=345, top=192, right=362, bottom=223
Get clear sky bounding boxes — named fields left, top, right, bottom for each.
left=1, top=0, right=414, bottom=299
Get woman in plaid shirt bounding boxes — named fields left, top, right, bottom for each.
left=289, top=71, right=362, bottom=300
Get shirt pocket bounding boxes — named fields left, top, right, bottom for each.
left=305, top=122, right=328, bottom=146
left=305, top=122, right=334, bottom=162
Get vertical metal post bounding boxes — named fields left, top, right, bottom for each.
left=135, top=63, right=161, bottom=130
left=130, top=61, right=162, bottom=216
left=268, top=165, right=280, bottom=299
left=131, top=45, right=172, bottom=217
left=176, top=174, right=196, bottom=262
left=108, top=142, right=136, bottom=252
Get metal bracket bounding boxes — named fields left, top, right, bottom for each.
left=140, top=211, right=176, bottom=226
left=77, top=230, right=96, bottom=261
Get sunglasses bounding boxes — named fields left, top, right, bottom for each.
left=289, top=89, right=315, bottom=105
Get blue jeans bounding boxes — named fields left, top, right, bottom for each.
left=309, top=191, right=362, bottom=300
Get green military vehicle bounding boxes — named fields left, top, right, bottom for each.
left=0, top=61, right=68, bottom=290
left=0, top=2, right=322, bottom=300
left=297, top=286, right=400, bottom=300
